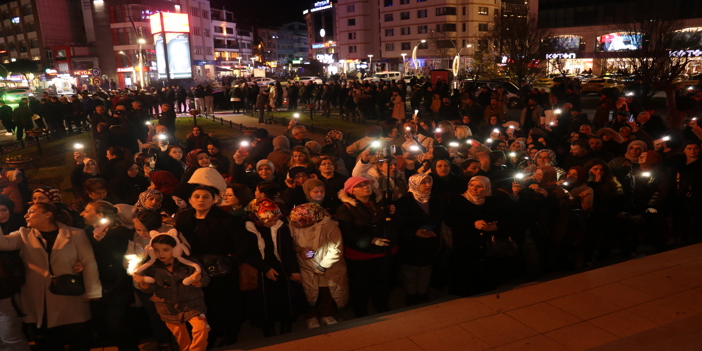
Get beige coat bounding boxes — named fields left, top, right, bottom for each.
left=0, top=224, right=102, bottom=328
left=289, top=218, right=349, bottom=308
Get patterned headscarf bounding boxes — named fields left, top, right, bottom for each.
left=33, top=186, right=61, bottom=203
left=408, top=173, right=432, bottom=204
left=325, top=129, right=344, bottom=145
left=246, top=198, right=282, bottom=226
left=135, top=189, right=163, bottom=211
left=288, top=203, right=329, bottom=228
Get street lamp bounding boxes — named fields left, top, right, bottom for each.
left=452, top=44, right=472, bottom=84
left=430, top=30, right=459, bottom=88
left=137, top=38, right=146, bottom=89
left=368, top=54, right=373, bottom=75
left=400, top=53, right=407, bottom=76
left=411, top=40, right=426, bottom=75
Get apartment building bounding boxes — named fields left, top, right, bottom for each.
left=211, top=7, right=254, bottom=77
left=337, top=0, right=499, bottom=75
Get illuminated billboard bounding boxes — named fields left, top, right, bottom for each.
left=596, top=32, right=642, bottom=52
left=151, top=12, right=192, bottom=80
left=150, top=12, right=190, bottom=34
left=155, top=33, right=193, bottom=79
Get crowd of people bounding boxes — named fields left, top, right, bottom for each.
left=0, top=76, right=701, bottom=351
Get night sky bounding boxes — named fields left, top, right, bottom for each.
left=211, top=0, right=309, bottom=26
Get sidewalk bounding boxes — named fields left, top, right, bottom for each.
left=228, top=244, right=702, bottom=351
left=206, top=111, right=328, bottom=143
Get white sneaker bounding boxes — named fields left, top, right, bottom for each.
left=306, top=317, right=320, bottom=329
left=320, top=316, right=338, bottom=325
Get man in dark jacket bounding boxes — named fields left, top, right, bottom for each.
left=0, top=100, right=14, bottom=135
left=12, top=102, right=33, bottom=142
left=40, top=98, right=64, bottom=135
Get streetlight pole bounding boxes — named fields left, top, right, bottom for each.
left=452, top=44, right=471, bottom=84
left=137, top=38, right=146, bottom=89
left=411, top=40, right=426, bottom=76
left=400, top=53, right=407, bottom=76
left=367, top=54, right=373, bottom=76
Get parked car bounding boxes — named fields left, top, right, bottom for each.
left=252, top=78, right=276, bottom=87
left=297, top=76, right=324, bottom=85
left=368, top=71, right=402, bottom=82
left=581, top=78, right=625, bottom=94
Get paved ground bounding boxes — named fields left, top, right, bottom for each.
left=226, top=244, right=702, bottom=351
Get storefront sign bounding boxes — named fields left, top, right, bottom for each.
left=117, top=67, right=134, bottom=72
left=669, top=49, right=702, bottom=57
left=311, top=41, right=337, bottom=49
left=73, top=70, right=91, bottom=76
left=45, top=69, right=57, bottom=75
left=311, top=0, right=333, bottom=12
left=546, top=53, right=577, bottom=59
left=316, top=53, right=335, bottom=64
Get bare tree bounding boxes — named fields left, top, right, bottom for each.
left=483, top=16, right=553, bottom=86
left=463, top=50, right=499, bottom=81
left=608, top=19, right=696, bottom=128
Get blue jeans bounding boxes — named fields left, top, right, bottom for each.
left=0, top=297, right=30, bottom=351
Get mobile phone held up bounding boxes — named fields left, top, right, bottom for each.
left=305, top=250, right=316, bottom=258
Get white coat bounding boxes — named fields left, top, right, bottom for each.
left=0, top=223, right=102, bottom=328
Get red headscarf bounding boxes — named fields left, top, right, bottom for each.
left=149, top=171, right=181, bottom=195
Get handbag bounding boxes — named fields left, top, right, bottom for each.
left=238, top=263, right=258, bottom=291
left=196, top=254, right=232, bottom=277
left=50, top=274, right=85, bottom=296
left=484, top=233, right=519, bottom=258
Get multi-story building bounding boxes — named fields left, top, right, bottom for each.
left=534, top=0, right=702, bottom=76
left=83, top=0, right=215, bottom=89
left=211, top=7, right=254, bottom=77
left=303, top=0, right=341, bottom=74
left=258, top=22, right=308, bottom=72
left=0, top=0, right=86, bottom=89
left=337, top=0, right=499, bottom=76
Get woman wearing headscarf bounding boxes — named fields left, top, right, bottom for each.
left=109, top=160, right=151, bottom=205
left=32, top=187, right=83, bottom=228
left=562, top=166, right=594, bottom=267
left=243, top=198, right=302, bottom=336
left=156, top=145, right=186, bottom=181
left=335, top=177, right=397, bottom=317
left=185, top=125, right=212, bottom=153
left=429, top=159, right=463, bottom=200
left=134, top=189, right=163, bottom=213
left=182, top=149, right=210, bottom=183
left=267, top=135, right=291, bottom=177
left=446, top=176, right=506, bottom=296
left=232, top=157, right=281, bottom=192
left=395, top=173, right=444, bottom=305
left=148, top=171, right=181, bottom=215
left=288, top=203, right=349, bottom=328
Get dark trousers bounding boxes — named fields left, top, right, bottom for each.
left=258, top=107, right=265, bottom=123
left=38, top=322, right=92, bottom=351
left=15, top=124, right=26, bottom=141
left=90, top=288, right=139, bottom=351
left=203, top=276, right=242, bottom=346
left=346, top=255, right=394, bottom=317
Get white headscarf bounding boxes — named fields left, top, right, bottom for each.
left=462, top=176, right=492, bottom=205
left=408, top=173, right=432, bottom=204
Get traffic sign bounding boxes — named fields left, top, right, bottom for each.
left=92, top=77, right=102, bottom=86
left=91, top=67, right=101, bottom=77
